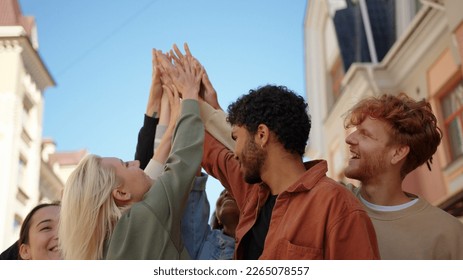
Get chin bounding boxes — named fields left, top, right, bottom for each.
left=245, top=178, right=262, bottom=184
left=344, top=169, right=360, bottom=181
left=49, top=254, right=62, bottom=260
left=244, top=173, right=262, bottom=184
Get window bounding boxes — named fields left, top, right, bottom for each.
left=441, top=81, right=463, bottom=161
left=22, top=94, right=33, bottom=126
left=17, top=157, right=26, bottom=188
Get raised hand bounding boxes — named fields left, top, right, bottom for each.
left=201, top=70, right=222, bottom=111
left=165, top=43, right=204, bottom=100
left=164, top=84, right=181, bottom=130
left=152, top=84, right=181, bottom=164
left=146, top=49, right=163, bottom=117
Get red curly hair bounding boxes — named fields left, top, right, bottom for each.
left=344, top=93, right=442, bottom=178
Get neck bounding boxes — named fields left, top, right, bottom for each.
left=261, top=151, right=306, bottom=195
left=220, top=214, right=239, bottom=238
left=222, top=223, right=237, bottom=238
left=360, top=173, right=411, bottom=206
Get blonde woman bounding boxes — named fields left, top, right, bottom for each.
left=59, top=44, right=204, bottom=259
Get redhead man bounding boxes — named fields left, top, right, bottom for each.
left=344, top=93, right=463, bottom=259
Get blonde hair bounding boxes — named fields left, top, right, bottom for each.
left=59, top=154, right=122, bottom=259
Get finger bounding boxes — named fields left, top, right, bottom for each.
left=185, top=56, right=194, bottom=76
left=152, top=64, right=161, bottom=82
left=192, top=58, right=202, bottom=76
left=157, top=52, right=173, bottom=69
left=160, top=70, right=174, bottom=87
left=158, top=54, right=181, bottom=80
left=184, top=42, right=192, bottom=57
left=158, top=64, right=168, bottom=82
left=202, top=72, right=210, bottom=85
left=202, top=71, right=215, bottom=92
left=170, top=50, right=183, bottom=67
left=171, top=84, right=180, bottom=102
left=173, top=44, right=184, bottom=60
left=163, top=85, right=174, bottom=106
left=172, top=85, right=180, bottom=101
left=202, top=73, right=210, bottom=89
left=151, top=49, right=157, bottom=76
left=162, top=85, right=173, bottom=99
left=196, top=66, right=205, bottom=83
left=151, top=48, right=160, bottom=65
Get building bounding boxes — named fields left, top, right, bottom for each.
left=0, top=0, right=86, bottom=250
left=304, top=0, right=463, bottom=220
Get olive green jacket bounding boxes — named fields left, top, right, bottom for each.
left=105, top=100, right=204, bottom=259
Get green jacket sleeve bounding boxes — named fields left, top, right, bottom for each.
left=106, top=99, right=204, bottom=260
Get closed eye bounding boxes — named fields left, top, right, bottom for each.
left=119, top=159, right=129, bottom=168
left=359, top=129, right=375, bottom=140
left=40, top=226, right=52, bottom=231
left=37, top=219, right=53, bottom=231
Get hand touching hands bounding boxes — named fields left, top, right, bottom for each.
left=201, top=70, right=222, bottom=111
left=157, top=43, right=204, bottom=100
left=146, top=49, right=163, bottom=117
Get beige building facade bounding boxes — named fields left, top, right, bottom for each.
left=0, top=0, right=86, bottom=251
left=304, top=0, right=463, bottom=218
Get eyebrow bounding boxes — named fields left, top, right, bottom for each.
left=36, top=219, right=52, bottom=228
left=119, top=159, right=127, bottom=167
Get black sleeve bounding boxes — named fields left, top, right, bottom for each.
left=0, top=241, right=19, bottom=260
left=134, top=114, right=159, bottom=169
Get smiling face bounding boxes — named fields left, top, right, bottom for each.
left=19, top=205, right=61, bottom=260
left=215, top=190, right=239, bottom=221
left=214, top=189, right=239, bottom=236
left=344, top=117, right=395, bottom=183
left=232, top=126, right=266, bottom=184
left=101, top=157, right=153, bottom=205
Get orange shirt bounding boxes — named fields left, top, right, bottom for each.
left=202, top=132, right=380, bottom=259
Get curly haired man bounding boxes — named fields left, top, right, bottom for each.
left=201, top=84, right=380, bottom=259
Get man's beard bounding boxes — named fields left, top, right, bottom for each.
left=345, top=150, right=386, bottom=183
left=242, top=138, right=266, bottom=184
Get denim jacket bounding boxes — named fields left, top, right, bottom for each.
left=181, top=174, right=235, bottom=260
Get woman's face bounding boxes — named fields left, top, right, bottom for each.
left=19, top=205, right=61, bottom=260
left=215, top=190, right=239, bottom=226
left=101, top=157, right=153, bottom=204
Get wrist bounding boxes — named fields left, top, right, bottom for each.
left=182, top=91, right=199, bottom=100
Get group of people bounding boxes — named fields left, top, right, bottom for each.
left=1, top=43, right=463, bottom=260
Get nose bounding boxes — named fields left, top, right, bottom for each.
left=52, top=227, right=59, bottom=240
left=345, top=130, right=357, bottom=145
left=128, top=160, right=140, bottom=168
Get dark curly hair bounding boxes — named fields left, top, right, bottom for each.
left=227, top=85, right=311, bottom=156
left=344, top=93, right=442, bottom=178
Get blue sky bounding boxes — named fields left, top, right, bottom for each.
left=19, top=0, right=308, bottom=213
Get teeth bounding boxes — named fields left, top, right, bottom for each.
left=350, top=151, right=359, bottom=159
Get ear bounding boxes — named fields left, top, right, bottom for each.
left=255, top=124, right=270, bottom=148
left=19, top=243, right=31, bottom=260
left=390, top=145, right=410, bottom=165
left=112, top=188, right=132, bottom=205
